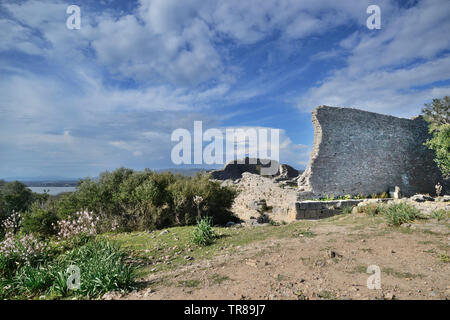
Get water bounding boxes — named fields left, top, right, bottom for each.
left=29, top=186, right=76, bottom=195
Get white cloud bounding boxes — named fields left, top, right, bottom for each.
left=298, top=0, right=450, bottom=118
left=1, top=0, right=449, bottom=176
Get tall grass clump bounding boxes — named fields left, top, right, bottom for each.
left=0, top=239, right=136, bottom=299
left=51, top=239, right=136, bottom=298
left=357, top=202, right=423, bottom=226
left=191, top=217, right=217, bottom=247
left=382, top=203, right=422, bottom=226
left=431, top=209, right=449, bottom=221
left=356, top=203, right=384, bottom=216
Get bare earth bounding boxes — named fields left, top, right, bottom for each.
left=120, top=213, right=449, bottom=300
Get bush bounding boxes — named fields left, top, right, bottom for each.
left=0, top=233, right=50, bottom=277
left=191, top=217, right=217, bottom=247
left=357, top=203, right=384, bottom=216
left=1, top=168, right=238, bottom=235
left=21, top=202, right=59, bottom=238
left=431, top=209, right=449, bottom=221
left=422, top=96, right=450, bottom=178
left=55, top=169, right=237, bottom=232
left=425, top=124, right=450, bottom=178
left=382, top=203, right=422, bottom=226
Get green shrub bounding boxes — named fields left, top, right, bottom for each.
left=422, top=96, right=450, bottom=178
left=55, top=169, right=237, bottom=232
left=383, top=203, right=422, bottom=226
left=342, top=206, right=353, bottom=214
left=0, top=233, right=51, bottom=277
left=21, top=202, right=59, bottom=238
left=0, top=181, right=33, bottom=217
left=191, top=217, right=217, bottom=247
left=431, top=209, right=449, bottom=221
left=357, top=203, right=384, bottom=216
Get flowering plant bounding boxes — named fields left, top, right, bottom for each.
left=0, top=232, right=48, bottom=270
left=54, top=210, right=100, bottom=240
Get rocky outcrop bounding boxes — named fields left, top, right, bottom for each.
left=221, top=172, right=298, bottom=222
left=210, top=157, right=300, bottom=181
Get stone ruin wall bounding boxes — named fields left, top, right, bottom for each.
left=297, top=106, right=446, bottom=200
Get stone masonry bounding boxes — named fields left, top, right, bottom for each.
left=297, top=106, right=446, bottom=200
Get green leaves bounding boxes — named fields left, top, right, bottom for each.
left=424, top=123, right=450, bottom=177
left=0, top=239, right=136, bottom=299
left=422, top=96, right=450, bottom=178
left=191, top=217, right=217, bottom=247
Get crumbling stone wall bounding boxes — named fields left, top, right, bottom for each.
left=297, top=106, right=445, bottom=199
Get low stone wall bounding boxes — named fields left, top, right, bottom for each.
left=295, top=199, right=367, bottom=219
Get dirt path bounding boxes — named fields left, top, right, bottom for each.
left=120, top=214, right=450, bottom=300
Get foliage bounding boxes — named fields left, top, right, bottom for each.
left=0, top=233, right=50, bottom=277
left=431, top=209, right=449, bottom=221
left=422, top=96, right=450, bottom=178
left=21, top=202, right=59, bottom=238
left=191, top=217, right=217, bottom=246
left=0, top=239, right=136, bottom=299
left=51, top=239, right=136, bottom=298
left=342, top=206, right=353, bottom=214
left=422, top=96, right=450, bottom=132
left=356, top=203, right=382, bottom=216
left=382, top=203, right=422, bottom=226
left=358, top=202, right=422, bottom=226
left=56, top=168, right=237, bottom=232
left=0, top=181, right=33, bottom=223
left=425, top=123, right=450, bottom=178
left=55, top=210, right=99, bottom=240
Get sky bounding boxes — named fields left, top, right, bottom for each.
left=0, top=0, right=449, bottom=179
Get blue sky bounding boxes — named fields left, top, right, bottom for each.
left=1, top=0, right=449, bottom=178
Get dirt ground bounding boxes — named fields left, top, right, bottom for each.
left=119, top=213, right=449, bottom=300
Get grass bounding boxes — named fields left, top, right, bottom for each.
left=382, top=267, right=424, bottom=279
left=210, top=274, right=231, bottom=285
left=356, top=203, right=384, bottom=216
left=352, top=265, right=423, bottom=279
left=0, top=238, right=136, bottom=299
left=308, top=192, right=390, bottom=202
left=438, top=253, right=449, bottom=263
left=103, top=220, right=313, bottom=275
left=431, top=209, right=449, bottom=221
left=342, top=206, right=354, bottom=214
left=317, top=290, right=336, bottom=299
left=357, top=202, right=423, bottom=226
left=292, top=229, right=316, bottom=238
left=178, top=279, right=200, bottom=288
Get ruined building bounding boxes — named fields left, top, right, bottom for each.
left=297, top=106, right=446, bottom=200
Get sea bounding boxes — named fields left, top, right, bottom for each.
left=29, top=187, right=76, bottom=195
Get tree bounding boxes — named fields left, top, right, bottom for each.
left=422, top=96, right=450, bottom=177
left=0, top=181, right=34, bottom=215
